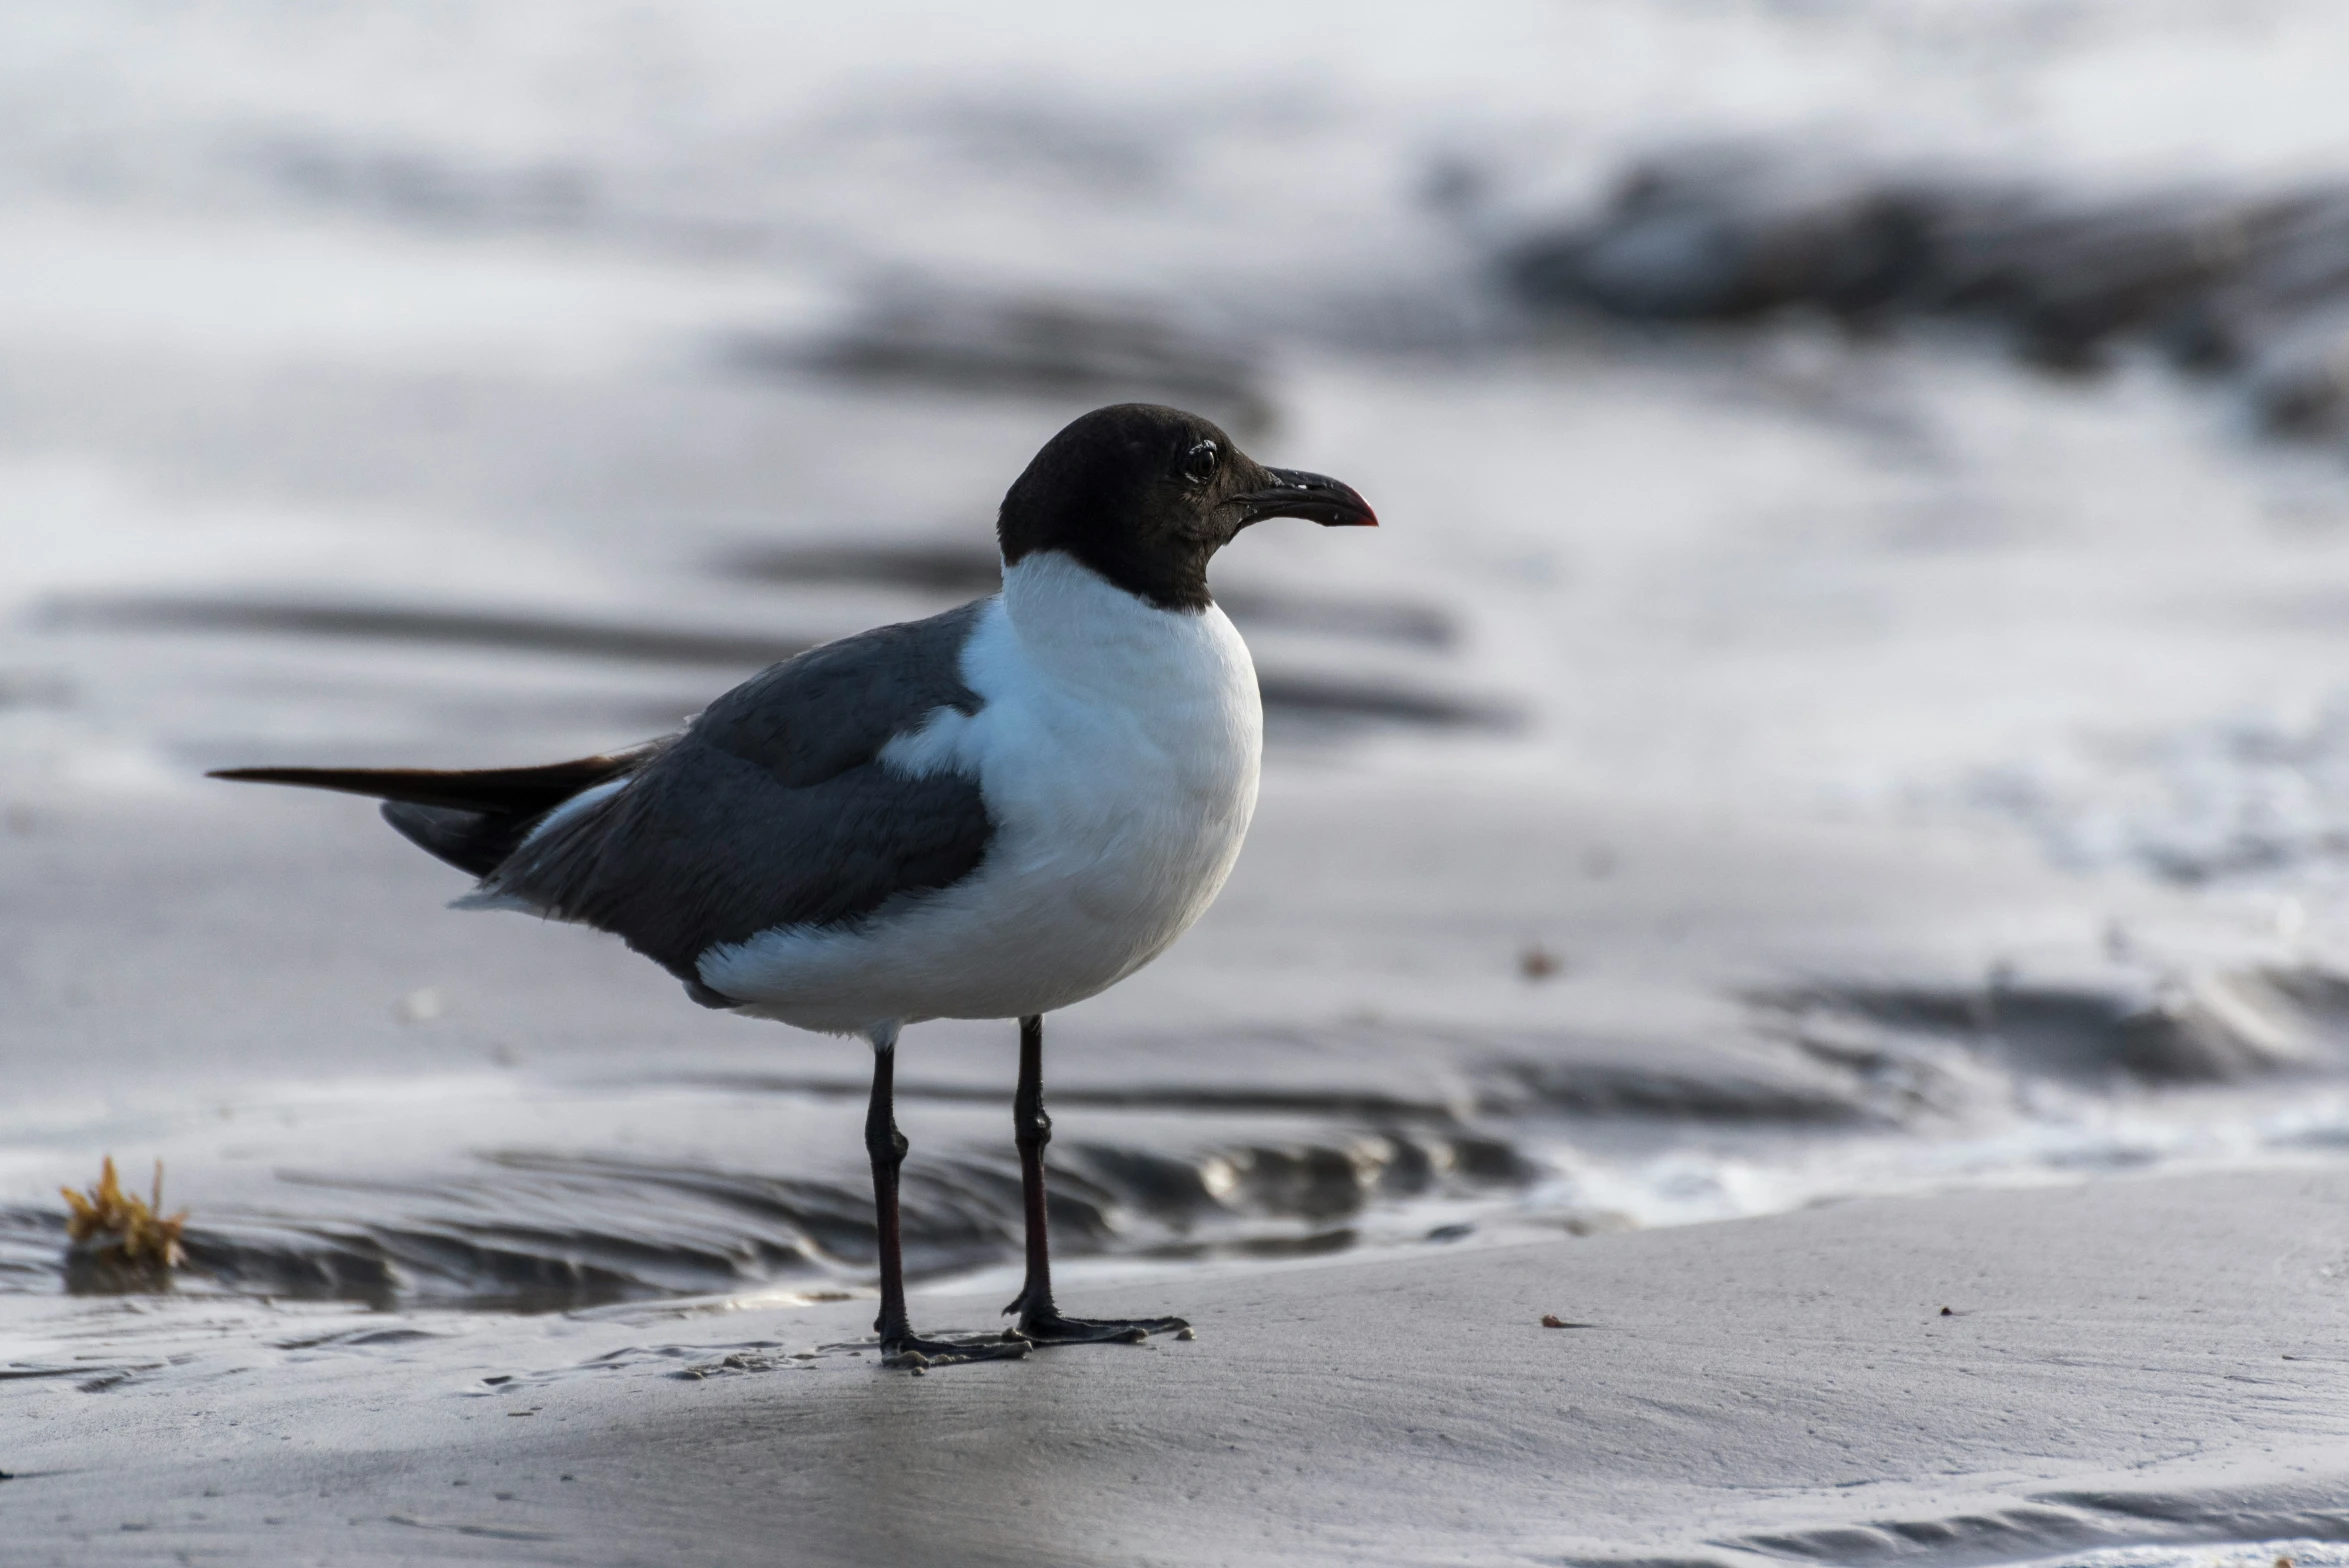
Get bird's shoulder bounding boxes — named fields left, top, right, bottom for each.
left=688, top=597, right=992, bottom=786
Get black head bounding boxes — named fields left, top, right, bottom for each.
left=997, top=404, right=1376, bottom=611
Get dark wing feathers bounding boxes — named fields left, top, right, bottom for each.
left=489, top=738, right=991, bottom=978
left=210, top=746, right=666, bottom=880
left=688, top=602, right=985, bottom=785
left=211, top=601, right=997, bottom=989
left=208, top=750, right=651, bottom=814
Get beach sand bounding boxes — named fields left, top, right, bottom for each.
left=12, top=1168, right=2349, bottom=1566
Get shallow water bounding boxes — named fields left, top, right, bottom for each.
left=11, top=1, right=2349, bottom=1322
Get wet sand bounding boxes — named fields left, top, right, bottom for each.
left=1, top=750, right=2301, bottom=1309
left=13, top=1168, right=2349, bottom=1566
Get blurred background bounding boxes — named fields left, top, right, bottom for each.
left=10, top=0, right=2349, bottom=1313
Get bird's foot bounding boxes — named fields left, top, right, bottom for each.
left=878, top=1332, right=1031, bottom=1370
left=1010, top=1309, right=1190, bottom=1347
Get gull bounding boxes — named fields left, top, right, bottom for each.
left=214, top=403, right=1377, bottom=1366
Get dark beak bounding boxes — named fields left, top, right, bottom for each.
left=1229, top=467, right=1378, bottom=529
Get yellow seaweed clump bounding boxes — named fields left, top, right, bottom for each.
left=61, top=1157, right=188, bottom=1290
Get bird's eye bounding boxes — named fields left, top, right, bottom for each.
left=1182, top=441, right=1219, bottom=485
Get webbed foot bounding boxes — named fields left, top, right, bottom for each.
left=1010, top=1309, right=1189, bottom=1347
left=879, top=1332, right=1032, bottom=1369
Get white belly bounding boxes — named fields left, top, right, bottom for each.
left=698, top=555, right=1263, bottom=1035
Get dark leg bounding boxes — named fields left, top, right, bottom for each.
left=1003, top=1013, right=1188, bottom=1346
left=865, top=1029, right=1026, bottom=1368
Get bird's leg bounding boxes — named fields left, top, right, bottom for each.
left=864, top=1028, right=1026, bottom=1368
left=1003, top=1013, right=1189, bottom=1346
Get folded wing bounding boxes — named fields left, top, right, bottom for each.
left=211, top=601, right=997, bottom=995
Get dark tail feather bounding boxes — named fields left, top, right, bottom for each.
left=379, top=800, right=523, bottom=878
left=209, top=746, right=662, bottom=877
left=207, top=750, right=653, bottom=814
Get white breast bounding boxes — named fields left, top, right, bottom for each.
left=699, top=551, right=1264, bottom=1035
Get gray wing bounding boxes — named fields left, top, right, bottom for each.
left=478, top=600, right=995, bottom=991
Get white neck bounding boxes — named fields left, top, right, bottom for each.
left=999, top=549, right=1227, bottom=688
